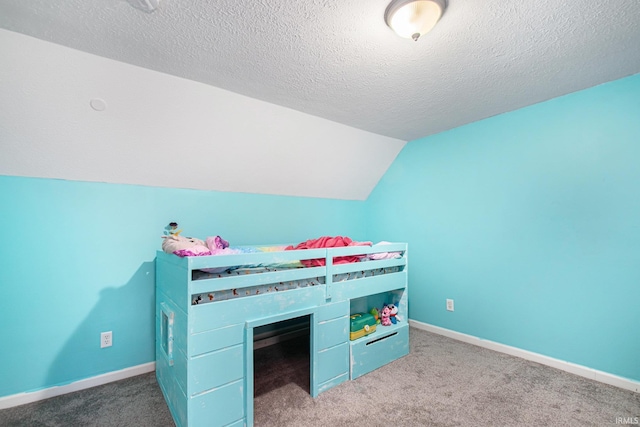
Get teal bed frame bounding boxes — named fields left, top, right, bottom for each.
left=155, top=243, right=408, bottom=427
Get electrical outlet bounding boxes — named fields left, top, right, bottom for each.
left=446, top=299, right=454, bottom=312
left=101, top=331, right=112, bottom=348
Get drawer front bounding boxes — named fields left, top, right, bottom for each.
left=189, top=323, right=244, bottom=357
left=350, top=325, right=409, bottom=380
left=188, top=379, right=244, bottom=427
left=316, top=316, right=349, bottom=350
left=315, top=342, right=349, bottom=385
left=316, top=300, right=349, bottom=322
left=188, top=344, right=244, bottom=396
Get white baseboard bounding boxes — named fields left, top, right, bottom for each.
left=409, top=320, right=639, bottom=394
left=0, top=362, right=156, bottom=410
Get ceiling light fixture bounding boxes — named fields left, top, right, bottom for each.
left=385, top=0, right=446, bottom=41
left=127, top=0, right=160, bottom=13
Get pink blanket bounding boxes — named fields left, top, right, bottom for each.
left=285, top=236, right=371, bottom=267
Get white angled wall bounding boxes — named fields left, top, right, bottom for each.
left=0, top=29, right=406, bottom=201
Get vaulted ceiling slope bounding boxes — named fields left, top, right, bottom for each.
left=2, top=0, right=640, bottom=142
left=1, top=29, right=406, bottom=201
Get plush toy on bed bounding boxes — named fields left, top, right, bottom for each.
left=161, top=234, right=211, bottom=257
left=205, top=235, right=230, bottom=251
left=163, top=221, right=183, bottom=237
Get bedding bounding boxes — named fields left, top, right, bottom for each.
left=285, top=235, right=372, bottom=267
left=162, top=234, right=403, bottom=276
left=366, top=241, right=402, bottom=260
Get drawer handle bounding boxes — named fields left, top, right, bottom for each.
left=365, top=332, right=397, bottom=346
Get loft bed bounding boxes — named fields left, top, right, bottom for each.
left=156, top=241, right=408, bottom=427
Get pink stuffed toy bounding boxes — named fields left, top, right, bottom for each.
left=380, top=305, right=392, bottom=326
left=161, top=234, right=211, bottom=257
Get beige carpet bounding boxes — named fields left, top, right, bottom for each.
left=253, top=328, right=639, bottom=426
left=1, top=327, right=638, bottom=426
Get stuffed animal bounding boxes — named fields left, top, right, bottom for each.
left=161, top=234, right=211, bottom=256
left=380, top=305, right=392, bottom=326
left=205, top=235, right=230, bottom=251
left=164, top=222, right=183, bottom=237
left=387, top=303, right=399, bottom=324
left=370, top=307, right=380, bottom=324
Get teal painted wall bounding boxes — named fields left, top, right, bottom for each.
left=0, top=176, right=366, bottom=398
left=367, top=74, right=640, bottom=382
left=2, top=74, right=639, bottom=399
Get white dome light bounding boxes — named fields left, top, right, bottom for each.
left=385, top=0, right=446, bottom=41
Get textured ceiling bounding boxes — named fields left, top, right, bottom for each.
left=1, top=0, right=640, bottom=142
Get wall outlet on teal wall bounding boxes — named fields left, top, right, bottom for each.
left=101, top=331, right=113, bottom=348
left=446, top=299, right=454, bottom=312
